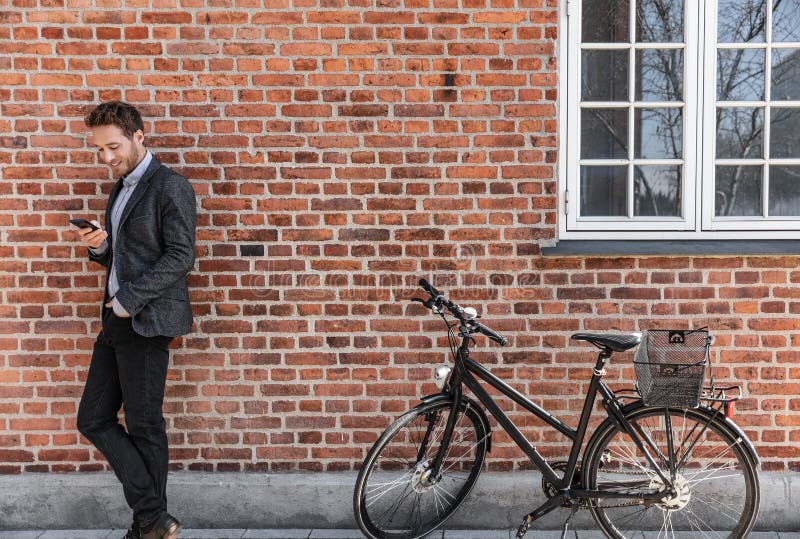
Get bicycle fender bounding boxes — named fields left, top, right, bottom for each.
left=698, top=405, right=761, bottom=466
left=618, top=400, right=760, bottom=466
left=420, top=392, right=492, bottom=453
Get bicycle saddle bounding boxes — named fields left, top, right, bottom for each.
left=571, top=332, right=641, bottom=352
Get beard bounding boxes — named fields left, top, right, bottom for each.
left=123, top=151, right=141, bottom=176
left=112, top=147, right=143, bottom=178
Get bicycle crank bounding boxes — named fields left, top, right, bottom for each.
left=541, top=461, right=581, bottom=507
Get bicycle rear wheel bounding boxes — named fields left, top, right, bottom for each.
left=582, top=405, right=760, bottom=538
left=353, top=399, right=488, bottom=539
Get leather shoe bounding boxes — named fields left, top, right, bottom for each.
left=141, top=513, right=182, bottom=539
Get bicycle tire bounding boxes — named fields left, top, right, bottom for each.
left=582, top=405, right=760, bottom=538
left=353, top=399, right=489, bottom=539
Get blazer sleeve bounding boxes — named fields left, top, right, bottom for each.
left=88, top=239, right=111, bottom=267
left=113, top=173, right=196, bottom=316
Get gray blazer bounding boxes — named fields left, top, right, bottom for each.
left=89, top=155, right=196, bottom=337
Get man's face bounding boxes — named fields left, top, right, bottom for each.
left=87, top=124, right=146, bottom=178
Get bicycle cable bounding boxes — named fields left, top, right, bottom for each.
left=441, top=311, right=459, bottom=362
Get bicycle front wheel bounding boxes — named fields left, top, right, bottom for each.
left=582, top=405, right=760, bottom=538
left=353, top=399, right=488, bottom=539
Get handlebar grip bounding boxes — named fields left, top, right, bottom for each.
left=419, top=278, right=442, bottom=298
left=476, top=322, right=508, bottom=346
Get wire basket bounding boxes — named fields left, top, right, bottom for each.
left=634, top=329, right=710, bottom=408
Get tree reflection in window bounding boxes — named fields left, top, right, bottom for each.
left=715, top=0, right=800, bottom=217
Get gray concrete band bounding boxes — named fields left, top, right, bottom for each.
left=0, top=471, right=797, bottom=531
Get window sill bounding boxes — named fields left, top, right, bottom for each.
left=541, top=240, right=800, bottom=257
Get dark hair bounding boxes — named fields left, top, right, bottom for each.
left=84, top=101, right=144, bottom=137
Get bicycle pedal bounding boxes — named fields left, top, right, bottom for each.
left=515, top=516, right=532, bottom=538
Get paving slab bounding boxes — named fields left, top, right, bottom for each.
left=307, top=531, right=364, bottom=539
left=442, top=530, right=510, bottom=539
left=181, top=530, right=246, bottom=538
left=241, top=531, right=311, bottom=539
left=37, top=532, right=113, bottom=539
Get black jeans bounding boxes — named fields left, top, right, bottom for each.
left=77, top=311, right=173, bottom=530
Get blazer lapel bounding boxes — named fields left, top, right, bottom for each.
left=117, top=155, right=162, bottom=228
left=105, top=178, right=125, bottom=239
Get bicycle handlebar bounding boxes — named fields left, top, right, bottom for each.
left=419, top=278, right=441, bottom=298
left=416, top=279, right=508, bottom=346
left=474, top=322, right=508, bottom=346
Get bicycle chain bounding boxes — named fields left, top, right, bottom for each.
left=541, top=458, right=660, bottom=510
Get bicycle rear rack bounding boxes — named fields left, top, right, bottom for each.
left=616, top=383, right=742, bottom=419
left=700, top=384, right=742, bottom=419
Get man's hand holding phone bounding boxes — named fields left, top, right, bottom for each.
left=71, top=218, right=108, bottom=249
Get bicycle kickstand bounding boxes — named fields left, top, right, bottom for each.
left=559, top=503, right=580, bottom=539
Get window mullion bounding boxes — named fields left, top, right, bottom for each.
left=699, top=0, right=715, bottom=231
left=686, top=0, right=702, bottom=233
left=627, top=1, right=635, bottom=220
left=764, top=0, right=772, bottom=218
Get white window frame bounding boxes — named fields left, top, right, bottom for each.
left=558, top=0, right=800, bottom=240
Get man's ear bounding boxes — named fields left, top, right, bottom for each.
left=133, top=129, right=145, bottom=146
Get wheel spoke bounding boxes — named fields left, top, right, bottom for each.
left=365, top=471, right=415, bottom=506
left=356, top=401, right=487, bottom=538
left=586, top=407, right=758, bottom=539
left=682, top=505, right=726, bottom=538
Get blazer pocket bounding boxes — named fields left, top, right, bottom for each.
left=128, top=213, right=154, bottom=224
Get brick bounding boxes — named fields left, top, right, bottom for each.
left=0, top=450, right=35, bottom=462
left=56, top=42, right=108, bottom=55
left=111, top=42, right=162, bottom=55
left=395, top=104, right=444, bottom=117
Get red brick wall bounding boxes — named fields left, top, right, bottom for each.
left=1, top=3, right=798, bottom=475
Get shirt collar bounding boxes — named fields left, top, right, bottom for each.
left=122, top=151, right=152, bottom=188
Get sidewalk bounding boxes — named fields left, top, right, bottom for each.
left=0, top=531, right=797, bottom=539
left=2, top=472, right=797, bottom=532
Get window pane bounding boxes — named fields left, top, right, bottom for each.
left=634, top=165, right=682, bottom=216
left=769, top=166, right=800, bottom=216
left=581, top=108, right=629, bottom=158
left=635, top=49, right=683, bottom=101
left=581, top=166, right=628, bottom=216
left=771, top=49, right=800, bottom=100
left=634, top=108, right=683, bottom=159
left=770, top=108, right=800, bottom=158
left=715, top=165, right=763, bottom=216
left=716, top=107, right=764, bottom=158
left=717, top=49, right=765, bottom=101
left=717, top=0, right=766, bottom=43
left=636, top=0, right=683, bottom=43
left=583, top=0, right=630, bottom=42
left=773, top=0, right=800, bottom=42
left=582, top=50, right=629, bottom=101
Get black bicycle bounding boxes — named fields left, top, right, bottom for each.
left=353, top=279, right=760, bottom=539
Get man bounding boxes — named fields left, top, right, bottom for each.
left=75, top=101, right=196, bottom=539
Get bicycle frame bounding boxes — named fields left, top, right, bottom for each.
left=429, top=326, right=676, bottom=507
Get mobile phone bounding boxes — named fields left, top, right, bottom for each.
left=69, top=218, right=101, bottom=231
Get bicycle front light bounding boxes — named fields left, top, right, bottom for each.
left=434, top=365, right=451, bottom=389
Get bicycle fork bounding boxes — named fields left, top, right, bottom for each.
left=423, top=362, right=466, bottom=482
